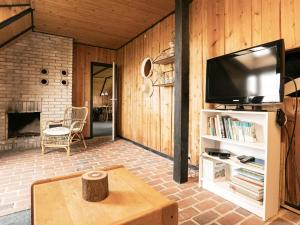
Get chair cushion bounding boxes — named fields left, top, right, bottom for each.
left=43, top=127, right=70, bottom=136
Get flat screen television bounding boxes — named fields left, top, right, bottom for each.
left=206, top=39, right=285, bottom=105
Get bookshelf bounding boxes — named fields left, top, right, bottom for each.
left=199, top=109, right=281, bottom=221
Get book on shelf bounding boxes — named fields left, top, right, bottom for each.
left=208, top=117, right=216, bottom=136
left=217, top=114, right=226, bottom=138
left=207, top=115, right=257, bottom=143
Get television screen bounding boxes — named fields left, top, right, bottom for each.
left=206, top=40, right=285, bottom=105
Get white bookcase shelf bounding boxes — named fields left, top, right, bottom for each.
left=201, top=135, right=265, bottom=150
left=199, top=109, right=281, bottom=221
left=202, top=152, right=265, bottom=174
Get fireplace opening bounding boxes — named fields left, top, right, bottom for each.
left=8, top=112, right=40, bottom=138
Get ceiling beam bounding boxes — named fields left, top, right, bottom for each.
left=0, top=26, right=32, bottom=48
left=0, top=3, right=30, bottom=7
left=93, top=67, right=109, bottom=76
left=0, top=7, right=32, bottom=29
left=99, top=76, right=112, bottom=96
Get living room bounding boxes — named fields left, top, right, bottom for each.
left=0, top=0, right=299, bottom=225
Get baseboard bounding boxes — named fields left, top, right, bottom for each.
left=119, top=136, right=199, bottom=171
left=282, top=203, right=300, bottom=215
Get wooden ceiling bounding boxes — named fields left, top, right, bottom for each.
left=93, top=66, right=112, bottom=78
left=1, top=0, right=30, bottom=4
left=30, top=0, right=175, bottom=49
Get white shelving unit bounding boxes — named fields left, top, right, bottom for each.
left=199, top=109, right=281, bottom=221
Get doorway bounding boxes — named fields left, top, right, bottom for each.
left=90, top=62, right=114, bottom=138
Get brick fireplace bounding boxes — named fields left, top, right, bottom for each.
left=0, top=31, right=73, bottom=151
left=8, top=112, right=40, bottom=138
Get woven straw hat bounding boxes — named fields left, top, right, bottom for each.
left=141, top=78, right=154, bottom=97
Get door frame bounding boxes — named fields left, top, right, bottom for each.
left=90, top=62, right=113, bottom=138
left=112, top=62, right=118, bottom=141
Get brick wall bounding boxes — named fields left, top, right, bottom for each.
left=0, top=31, right=73, bottom=150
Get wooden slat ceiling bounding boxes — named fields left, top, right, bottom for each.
left=1, top=0, right=30, bottom=4
left=31, top=0, right=175, bottom=49
left=94, top=68, right=112, bottom=78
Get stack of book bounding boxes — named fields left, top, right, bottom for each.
left=230, top=168, right=264, bottom=202
left=207, top=115, right=257, bottom=143
left=246, top=158, right=265, bottom=170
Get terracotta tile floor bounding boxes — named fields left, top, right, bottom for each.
left=0, top=138, right=299, bottom=224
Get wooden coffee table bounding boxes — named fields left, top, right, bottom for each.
left=31, top=165, right=178, bottom=225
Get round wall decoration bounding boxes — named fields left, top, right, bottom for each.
left=40, top=68, right=48, bottom=75
left=140, top=57, right=153, bottom=78
left=61, top=80, right=68, bottom=86
left=141, top=78, right=154, bottom=97
left=61, top=69, right=68, bottom=76
left=41, top=79, right=49, bottom=85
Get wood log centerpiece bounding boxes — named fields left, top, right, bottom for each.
left=82, top=171, right=109, bottom=202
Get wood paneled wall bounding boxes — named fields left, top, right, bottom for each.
left=93, top=77, right=112, bottom=107
left=72, top=43, right=116, bottom=137
left=188, top=0, right=300, bottom=164
left=117, top=15, right=175, bottom=157
left=117, top=0, right=300, bottom=165
left=282, top=98, right=300, bottom=207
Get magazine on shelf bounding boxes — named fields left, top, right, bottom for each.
left=246, top=158, right=265, bottom=169
left=235, top=174, right=264, bottom=186
left=203, top=158, right=226, bottom=181
left=230, top=182, right=263, bottom=201
left=231, top=176, right=264, bottom=194
left=236, top=168, right=264, bottom=182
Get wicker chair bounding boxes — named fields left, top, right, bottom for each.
left=41, top=107, right=88, bottom=156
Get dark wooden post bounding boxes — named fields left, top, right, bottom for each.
left=173, top=0, right=189, bottom=183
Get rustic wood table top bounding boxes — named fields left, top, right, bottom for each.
left=31, top=165, right=178, bottom=225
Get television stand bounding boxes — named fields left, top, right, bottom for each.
left=234, top=105, right=266, bottom=112
left=234, top=105, right=245, bottom=111
left=252, top=105, right=263, bottom=111
left=215, top=105, right=267, bottom=112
